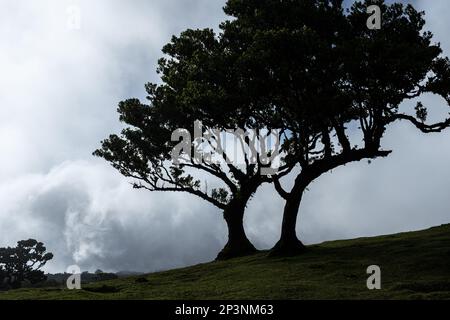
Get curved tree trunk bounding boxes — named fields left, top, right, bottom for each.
left=216, top=200, right=257, bottom=260
left=270, top=149, right=393, bottom=257
left=270, top=187, right=306, bottom=257
left=216, top=181, right=260, bottom=260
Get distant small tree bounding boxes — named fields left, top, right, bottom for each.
left=0, top=239, right=53, bottom=290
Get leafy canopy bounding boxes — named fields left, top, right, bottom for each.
left=0, top=239, right=53, bottom=289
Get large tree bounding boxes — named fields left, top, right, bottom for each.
left=221, top=0, right=450, bottom=255
left=96, top=0, right=450, bottom=259
left=95, top=28, right=292, bottom=260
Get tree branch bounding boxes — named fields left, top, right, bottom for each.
left=273, top=175, right=290, bottom=200
left=388, top=114, right=450, bottom=133
left=135, top=182, right=227, bottom=210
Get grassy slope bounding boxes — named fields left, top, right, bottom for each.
left=2, top=224, right=450, bottom=300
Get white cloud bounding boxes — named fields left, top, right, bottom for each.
left=0, top=160, right=224, bottom=273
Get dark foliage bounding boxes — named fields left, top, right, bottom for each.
left=222, top=0, right=450, bottom=255
left=95, top=0, right=450, bottom=257
left=0, top=239, right=53, bottom=290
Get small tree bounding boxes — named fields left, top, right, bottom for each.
left=0, top=239, right=53, bottom=289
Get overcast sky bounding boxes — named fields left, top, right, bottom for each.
left=0, top=0, right=449, bottom=274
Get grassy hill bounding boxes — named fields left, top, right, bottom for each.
left=2, top=224, right=450, bottom=300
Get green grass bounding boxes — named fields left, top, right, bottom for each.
left=2, top=224, right=450, bottom=300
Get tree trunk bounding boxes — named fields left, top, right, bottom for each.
left=216, top=194, right=258, bottom=260
left=270, top=188, right=306, bottom=257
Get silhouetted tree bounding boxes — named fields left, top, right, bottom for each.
left=94, top=29, right=292, bottom=259
left=221, top=0, right=450, bottom=255
left=96, top=0, right=450, bottom=259
left=0, top=239, right=53, bottom=289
